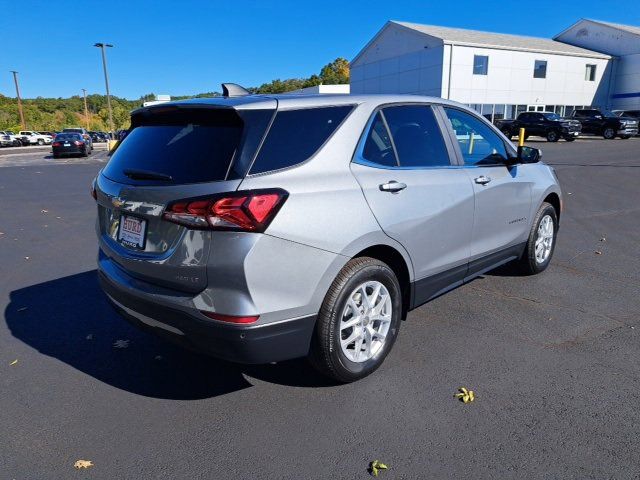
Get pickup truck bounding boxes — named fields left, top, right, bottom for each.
left=18, top=131, right=53, bottom=145
left=569, top=109, right=639, bottom=139
left=0, top=131, right=22, bottom=147
left=495, top=112, right=582, bottom=142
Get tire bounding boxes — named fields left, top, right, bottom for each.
left=82, top=149, right=89, bottom=158
left=603, top=127, right=615, bottom=139
left=619, top=135, right=630, bottom=140
left=52, top=154, right=59, bottom=159
left=564, top=136, right=576, bottom=142
left=309, top=257, right=402, bottom=383
left=37, top=139, right=44, bottom=145
left=546, top=130, right=559, bottom=142
left=518, top=202, right=558, bottom=275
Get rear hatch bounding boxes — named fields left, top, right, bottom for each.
left=96, top=101, right=276, bottom=292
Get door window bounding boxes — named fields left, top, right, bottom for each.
left=382, top=105, right=450, bottom=167
left=362, top=112, right=398, bottom=167
left=444, top=108, right=508, bottom=166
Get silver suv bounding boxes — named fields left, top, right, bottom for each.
left=94, top=88, right=562, bottom=382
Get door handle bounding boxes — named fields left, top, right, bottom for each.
left=379, top=181, right=407, bottom=193
left=474, top=175, right=492, bottom=185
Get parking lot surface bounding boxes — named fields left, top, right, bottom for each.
left=1, top=138, right=639, bottom=478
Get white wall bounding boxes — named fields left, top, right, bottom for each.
left=350, top=24, right=445, bottom=96
left=446, top=45, right=610, bottom=107
left=556, top=21, right=640, bottom=57
left=610, top=54, right=640, bottom=109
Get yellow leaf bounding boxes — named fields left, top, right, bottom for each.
left=74, top=460, right=94, bottom=469
left=10, top=359, right=18, bottom=366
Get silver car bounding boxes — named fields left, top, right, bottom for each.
left=94, top=87, right=562, bottom=382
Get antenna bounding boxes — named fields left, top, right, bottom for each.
left=222, top=83, right=250, bottom=97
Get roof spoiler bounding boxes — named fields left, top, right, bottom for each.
left=222, top=83, right=250, bottom=97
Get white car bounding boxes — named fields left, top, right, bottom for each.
left=18, top=131, right=52, bottom=145
left=0, top=131, right=22, bottom=147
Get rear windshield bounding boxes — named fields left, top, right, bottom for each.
left=249, top=105, right=354, bottom=175
left=56, top=134, right=81, bottom=141
left=102, top=108, right=245, bottom=185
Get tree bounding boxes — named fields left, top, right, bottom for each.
left=320, top=57, right=350, bottom=84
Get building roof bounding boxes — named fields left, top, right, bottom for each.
left=556, top=19, right=640, bottom=38
left=392, top=21, right=610, bottom=59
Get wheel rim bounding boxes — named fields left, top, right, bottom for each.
left=339, top=281, right=392, bottom=363
left=535, top=215, right=554, bottom=264
left=604, top=128, right=614, bottom=139
left=549, top=131, right=557, bottom=141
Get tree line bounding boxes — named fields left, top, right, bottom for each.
left=0, top=58, right=349, bottom=132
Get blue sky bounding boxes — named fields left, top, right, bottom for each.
left=1, top=0, right=638, bottom=99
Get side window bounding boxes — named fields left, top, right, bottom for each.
left=362, top=112, right=398, bottom=167
left=444, top=108, right=508, bottom=166
left=250, top=105, right=353, bottom=175
left=382, top=105, right=451, bottom=167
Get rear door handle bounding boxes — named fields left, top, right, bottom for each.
left=474, top=175, right=492, bottom=185
left=379, top=181, right=407, bottom=193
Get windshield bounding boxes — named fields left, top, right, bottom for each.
left=542, top=113, right=561, bottom=120
left=56, top=134, right=81, bottom=141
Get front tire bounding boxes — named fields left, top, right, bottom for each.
left=37, top=139, right=44, bottom=145
left=619, top=135, right=630, bottom=140
left=564, top=136, right=576, bottom=142
left=603, top=127, right=616, bottom=139
left=546, top=130, right=559, bottom=142
left=518, top=202, right=558, bottom=275
left=309, top=257, right=402, bottom=383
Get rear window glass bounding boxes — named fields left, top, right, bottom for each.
left=102, top=109, right=243, bottom=185
left=249, top=105, right=353, bottom=175
left=55, top=134, right=80, bottom=141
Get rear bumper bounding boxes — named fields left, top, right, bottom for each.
left=98, top=265, right=316, bottom=364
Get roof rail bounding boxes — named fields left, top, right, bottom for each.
left=221, top=83, right=250, bottom=97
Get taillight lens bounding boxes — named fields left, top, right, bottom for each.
left=163, top=189, right=287, bottom=232
left=74, top=140, right=83, bottom=146
left=200, top=311, right=259, bottom=324
left=52, top=142, right=61, bottom=147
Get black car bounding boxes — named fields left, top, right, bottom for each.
left=569, top=109, right=639, bottom=139
left=495, top=111, right=581, bottom=142
left=89, top=131, right=109, bottom=142
left=52, top=133, right=91, bottom=158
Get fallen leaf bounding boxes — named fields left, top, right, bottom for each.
left=455, top=387, right=475, bottom=403
left=113, top=339, right=130, bottom=349
left=86, top=334, right=93, bottom=340
left=41, top=209, right=48, bottom=214
left=24, top=256, right=30, bottom=260
left=10, top=359, right=18, bottom=366
left=567, top=192, right=572, bottom=195
left=595, top=250, right=602, bottom=255
left=17, top=307, right=28, bottom=312
left=600, top=237, right=606, bottom=242
left=369, top=460, right=388, bottom=477
left=74, top=460, right=93, bottom=469
left=55, top=216, right=61, bottom=219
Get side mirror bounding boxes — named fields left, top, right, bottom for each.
left=517, top=145, right=542, bottom=163
left=595, top=115, right=603, bottom=119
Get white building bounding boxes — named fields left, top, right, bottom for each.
left=350, top=21, right=618, bottom=119
left=286, top=84, right=350, bottom=95
left=556, top=19, right=640, bottom=110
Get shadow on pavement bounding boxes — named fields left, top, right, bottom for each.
left=5, top=271, right=332, bottom=400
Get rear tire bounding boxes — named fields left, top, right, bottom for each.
left=546, top=130, right=559, bottom=142
left=564, top=136, right=576, bottom=142
left=309, top=257, right=402, bottom=383
left=518, top=202, right=558, bottom=275
left=619, top=135, right=630, bottom=140
left=603, top=127, right=616, bottom=139
left=37, top=139, right=44, bottom=145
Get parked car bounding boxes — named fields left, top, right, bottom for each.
left=94, top=91, right=562, bottom=382
left=38, top=131, right=56, bottom=138
left=496, top=111, right=581, bottom=142
left=613, top=110, right=640, bottom=135
left=0, top=131, right=22, bottom=147
left=62, top=128, right=93, bottom=151
left=569, top=109, right=639, bottom=139
left=52, top=133, right=91, bottom=158
left=89, top=131, right=109, bottom=142
left=18, top=131, right=52, bottom=145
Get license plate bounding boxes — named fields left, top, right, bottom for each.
left=64, top=143, right=70, bottom=146
left=118, top=215, right=147, bottom=249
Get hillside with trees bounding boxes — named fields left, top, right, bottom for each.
left=0, top=58, right=349, bottom=132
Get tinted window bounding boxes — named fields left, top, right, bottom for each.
left=55, top=134, right=81, bottom=141
left=534, top=60, right=547, bottom=79
left=542, top=113, right=560, bottom=120
left=444, top=108, right=508, bottom=166
left=383, top=105, right=450, bottom=167
left=102, top=109, right=243, bottom=185
left=473, top=55, right=488, bottom=75
left=362, top=112, right=397, bottom=167
left=585, top=64, right=597, bottom=81
left=250, top=105, right=353, bottom=174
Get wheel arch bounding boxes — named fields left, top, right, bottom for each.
left=543, top=192, right=561, bottom=221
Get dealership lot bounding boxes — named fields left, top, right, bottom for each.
left=1, top=138, right=639, bottom=478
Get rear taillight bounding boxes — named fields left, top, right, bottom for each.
left=163, top=189, right=287, bottom=232
left=74, top=141, right=83, bottom=146
left=200, top=311, right=259, bottom=324
left=52, top=142, right=61, bottom=147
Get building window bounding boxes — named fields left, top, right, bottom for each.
left=533, top=60, right=547, bottom=79
left=585, top=64, right=597, bottom=81
left=473, top=55, right=489, bottom=75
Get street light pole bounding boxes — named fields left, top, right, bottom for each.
left=10, top=71, right=25, bottom=130
left=94, top=43, right=114, bottom=138
left=81, top=89, right=90, bottom=130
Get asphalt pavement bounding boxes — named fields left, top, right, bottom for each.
left=1, top=137, right=639, bottom=479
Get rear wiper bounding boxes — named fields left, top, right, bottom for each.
left=123, top=168, right=173, bottom=181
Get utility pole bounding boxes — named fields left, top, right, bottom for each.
left=94, top=43, right=114, bottom=138
left=81, top=88, right=90, bottom=130
left=10, top=71, right=25, bottom=130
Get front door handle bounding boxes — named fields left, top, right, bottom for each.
left=474, top=175, right=492, bottom=185
left=379, top=181, right=407, bottom=193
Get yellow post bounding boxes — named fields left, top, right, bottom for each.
left=518, top=128, right=526, bottom=147
left=108, top=140, right=119, bottom=151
